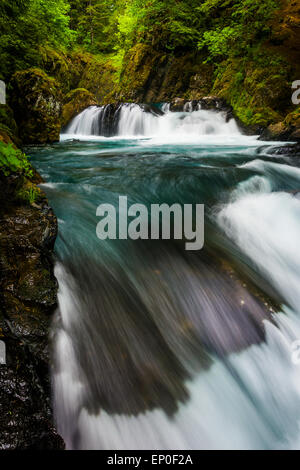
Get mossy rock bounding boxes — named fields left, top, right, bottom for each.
left=10, top=68, right=62, bottom=144
left=284, top=107, right=300, bottom=128
left=0, top=141, right=43, bottom=206
left=212, top=54, right=291, bottom=129
left=38, top=46, right=74, bottom=94
left=61, top=88, right=98, bottom=128
left=78, top=56, right=117, bottom=103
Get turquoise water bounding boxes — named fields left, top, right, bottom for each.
left=28, top=110, right=300, bottom=449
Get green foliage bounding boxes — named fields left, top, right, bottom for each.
left=0, top=0, right=293, bottom=132
left=69, top=0, right=121, bottom=53
left=0, top=0, right=75, bottom=80
left=0, top=142, right=33, bottom=178
left=0, top=141, right=42, bottom=204
left=198, top=26, right=242, bottom=60
left=16, top=184, right=39, bottom=204
left=197, top=0, right=279, bottom=61
left=116, top=0, right=201, bottom=52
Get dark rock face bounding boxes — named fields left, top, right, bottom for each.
left=0, top=104, right=20, bottom=146
left=0, top=173, right=64, bottom=449
left=9, top=68, right=62, bottom=145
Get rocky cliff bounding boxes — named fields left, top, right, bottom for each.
left=0, top=142, right=64, bottom=449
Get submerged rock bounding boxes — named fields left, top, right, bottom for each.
left=10, top=68, right=62, bottom=144
left=61, top=88, right=98, bottom=128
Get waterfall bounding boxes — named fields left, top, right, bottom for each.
left=31, top=106, right=300, bottom=450
left=62, top=102, right=242, bottom=140
left=64, top=105, right=121, bottom=137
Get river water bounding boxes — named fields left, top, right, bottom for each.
left=29, top=104, right=300, bottom=449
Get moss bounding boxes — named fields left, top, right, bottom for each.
left=16, top=181, right=42, bottom=205
left=0, top=141, right=43, bottom=205
left=61, top=88, right=98, bottom=127
left=114, top=43, right=160, bottom=101
left=77, top=54, right=118, bottom=103
left=0, top=142, right=33, bottom=178
left=284, top=107, right=300, bottom=128
left=10, top=68, right=62, bottom=144
left=38, top=46, right=74, bottom=94
left=211, top=52, right=291, bottom=128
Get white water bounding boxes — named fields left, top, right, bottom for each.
left=53, top=105, right=300, bottom=450
left=63, top=103, right=244, bottom=144
left=65, top=106, right=102, bottom=135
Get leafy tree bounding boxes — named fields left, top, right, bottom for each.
left=0, top=0, right=75, bottom=80
left=69, top=0, right=120, bottom=53
left=197, top=0, right=279, bottom=61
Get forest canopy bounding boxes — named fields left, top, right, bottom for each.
left=0, top=0, right=280, bottom=80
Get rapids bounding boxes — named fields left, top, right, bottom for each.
left=29, top=103, right=300, bottom=449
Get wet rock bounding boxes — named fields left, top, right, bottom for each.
left=169, top=97, right=186, bottom=112
left=262, top=143, right=300, bottom=156
left=259, top=121, right=296, bottom=141
left=10, top=68, right=62, bottom=144
left=0, top=153, right=64, bottom=448
left=61, top=88, right=98, bottom=128
left=139, top=103, right=164, bottom=117
left=169, top=96, right=235, bottom=122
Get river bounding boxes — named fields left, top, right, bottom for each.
left=29, top=104, right=300, bottom=450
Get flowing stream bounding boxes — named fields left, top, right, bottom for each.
left=29, top=104, right=300, bottom=450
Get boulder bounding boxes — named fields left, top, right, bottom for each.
left=10, top=68, right=62, bottom=144
left=61, top=88, right=98, bottom=128
left=259, top=114, right=300, bottom=142
left=260, top=122, right=290, bottom=141
left=169, top=98, right=186, bottom=112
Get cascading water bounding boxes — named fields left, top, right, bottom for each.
left=62, top=102, right=242, bottom=142
left=28, top=103, right=300, bottom=450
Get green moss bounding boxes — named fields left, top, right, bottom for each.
left=0, top=142, right=33, bottom=178
left=212, top=51, right=291, bottom=128
left=38, top=46, right=73, bottom=93
left=284, top=107, right=300, bottom=128
left=0, top=141, right=42, bottom=205
left=16, top=182, right=41, bottom=205
left=62, top=88, right=98, bottom=127
left=77, top=54, right=118, bottom=103
left=10, top=68, right=62, bottom=144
